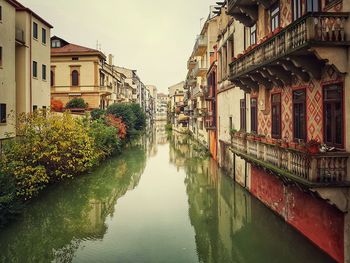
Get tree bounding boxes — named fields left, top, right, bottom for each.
left=66, top=98, right=87, bottom=109
left=106, top=104, right=136, bottom=138
left=130, top=103, right=146, bottom=131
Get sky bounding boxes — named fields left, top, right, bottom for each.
left=21, top=0, right=216, bottom=93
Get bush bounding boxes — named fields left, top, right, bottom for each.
left=130, top=103, right=146, bottom=131
left=66, top=98, right=87, bottom=109
left=51, top=99, right=64, bottom=112
left=0, top=111, right=98, bottom=199
left=89, top=119, right=120, bottom=159
left=90, top=109, right=106, bottom=120
left=107, top=104, right=136, bottom=138
left=106, top=114, right=127, bottom=140
left=0, top=172, right=22, bottom=227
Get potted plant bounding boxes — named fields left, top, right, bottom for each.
left=306, top=139, right=321, bottom=154
left=246, top=132, right=256, bottom=141
left=280, top=138, right=289, bottom=148
left=266, top=135, right=274, bottom=144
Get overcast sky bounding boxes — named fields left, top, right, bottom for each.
left=21, top=0, right=216, bottom=93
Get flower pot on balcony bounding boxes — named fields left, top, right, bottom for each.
left=261, top=137, right=267, bottom=143
left=268, top=32, right=274, bottom=38
left=247, top=134, right=255, bottom=141
left=289, top=141, right=298, bottom=149
left=266, top=138, right=274, bottom=144
left=281, top=142, right=289, bottom=148
left=307, top=145, right=320, bottom=154
left=237, top=53, right=243, bottom=58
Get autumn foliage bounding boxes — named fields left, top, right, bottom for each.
left=106, top=114, right=127, bottom=140
left=50, top=99, right=64, bottom=112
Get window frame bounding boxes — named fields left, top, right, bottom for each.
left=292, top=89, right=307, bottom=141
left=33, top=61, right=38, bottom=78
left=42, top=28, right=46, bottom=44
left=71, top=70, right=79, bottom=86
left=240, top=98, right=246, bottom=131
left=270, top=2, right=280, bottom=32
left=33, top=22, right=38, bottom=39
left=292, top=0, right=302, bottom=21
left=250, top=97, right=258, bottom=133
left=271, top=93, right=282, bottom=139
left=0, top=6, right=2, bottom=22
left=42, top=64, right=46, bottom=80
left=0, top=46, right=2, bottom=67
left=306, top=0, right=320, bottom=12
left=250, top=24, right=257, bottom=46
left=323, top=84, right=344, bottom=148
left=0, top=104, right=6, bottom=124
left=50, top=70, right=54, bottom=87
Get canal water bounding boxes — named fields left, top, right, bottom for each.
left=0, top=124, right=335, bottom=263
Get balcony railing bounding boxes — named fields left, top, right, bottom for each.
left=230, top=136, right=350, bottom=187
left=229, top=12, right=349, bottom=81
left=193, top=61, right=207, bottom=77
left=193, top=35, right=208, bottom=56
left=15, top=28, right=25, bottom=44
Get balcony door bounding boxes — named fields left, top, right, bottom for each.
left=323, top=84, right=343, bottom=148
left=306, top=0, right=320, bottom=12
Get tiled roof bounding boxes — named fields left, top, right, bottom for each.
left=51, top=43, right=103, bottom=56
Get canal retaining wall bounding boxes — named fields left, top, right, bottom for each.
left=217, top=141, right=347, bottom=263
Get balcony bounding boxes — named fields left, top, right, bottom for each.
left=204, top=111, right=216, bottom=130
left=230, top=136, right=350, bottom=187
left=193, top=61, right=207, bottom=77
left=15, top=28, right=25, bottom=44
left=229, top=13, right=349, bottom=91
left=187, top=58, right=197, bottom=70
left=191, top=85, right=203, bottom=98
left=193, top=35, right=208, bottom=56
left=227, top=0, right=273, bottom=27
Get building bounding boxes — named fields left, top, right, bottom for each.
left=184, top=6, right=219, bottom=149
left=0, top=0, right=52, bottom=143
left=50, top=36, right=114, bottom=109
left=146, top=85, right=157, bottom=122
left=168, top=81, right=187, bottom=131
left=184, top=1, right=350, bottom=262
left=156, top=93, right=168, bottom=121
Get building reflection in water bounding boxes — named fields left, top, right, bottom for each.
left=169, top=132, right=333, bottom=263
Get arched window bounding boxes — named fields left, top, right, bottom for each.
left=51, top=70, right=54, bottom=87
left=71, top=70, right=79, bottom=86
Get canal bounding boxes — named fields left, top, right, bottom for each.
left=0, top=125, right=335, bottom=263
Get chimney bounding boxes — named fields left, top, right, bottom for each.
left=108, top=54, right=113, bottom=65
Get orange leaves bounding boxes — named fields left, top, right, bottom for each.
left=105, top=114, right=127, bottom=140
left=51, top=99, right=64, bottom=112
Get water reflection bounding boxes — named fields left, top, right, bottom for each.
left=169, top=132, right=334, bottom=263
left=0, top=128, right=335, bottom=263
left=0, top=144, right=147, bottom=263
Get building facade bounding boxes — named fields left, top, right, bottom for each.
left=183, top=1, right=350, bottom=262
left=0, top=0, right=52, bottom=143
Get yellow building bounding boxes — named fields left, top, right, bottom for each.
left=0, top=0, right=52, bottom=143
left=51, top=36, right=114, bottom=109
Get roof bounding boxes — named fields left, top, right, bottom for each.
left=7, top=0, right=53, bottom=28
left=51, top=36, right=105, bottom=58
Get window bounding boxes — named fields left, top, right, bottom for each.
left=293, top=89, right=306, bottom=141
left=251, top=98, right=258, bottom=133
left=270, top=2, right=280, bottom=32
left=33, top=61, right=37, bottom=78
left=42, top=28, right=46, bottom=44
left=292, top=0, right=302, bottom=21
left=324, top=84, right=343, bottom=148
left=240, top=99, right=246, bottom=131
left=51, top=71, right=54, bottom=87
left=71, top=70, right=79, bottom=86
left=33, top=105, right=38, bottom=112
left=307, top=0, right=320, bottom=12
left=0, top=6, right=2, bottom=22
left=325, top=0, right=338, bottom=6
left=229, top=117, right=233, bottom=131
left=100, top=72, right=105, bottom=86
left=72, top=57, right=79, bottom=61
left=33, top=22, right=38, bottom=39
left=0, top=104, right=6, bottom=124
left=42, top=64, right=46, bottom=80
left=271, top=93, right=281, bottom=139
left=0, top=46, right=2, bottom=67
left=51, top=40, right=61, bottom=48
left=250, top=24, right=257, bottom=45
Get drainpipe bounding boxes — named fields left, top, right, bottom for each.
left=29, top=15, right=33, bottom=113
